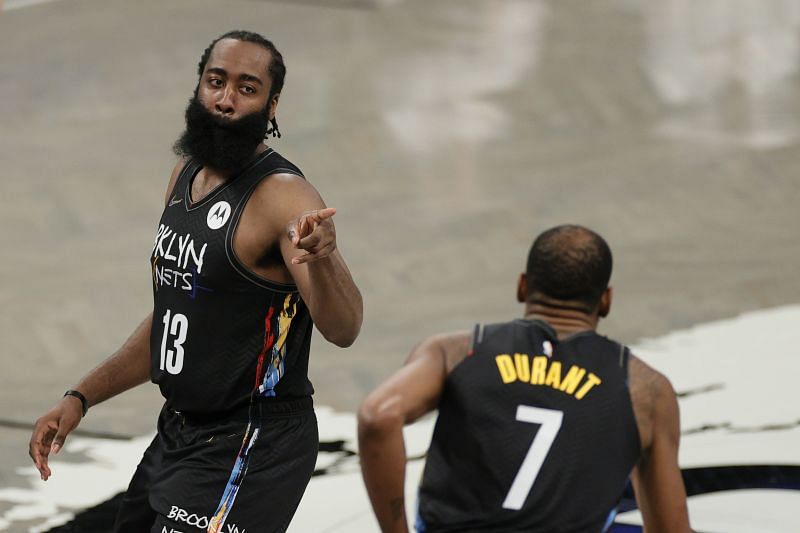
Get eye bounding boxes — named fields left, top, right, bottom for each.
left=208, top=78, right=224, bottom=88
left=241, top=85, right=256, bottom=95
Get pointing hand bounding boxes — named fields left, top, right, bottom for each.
left=287, top=208, right=337, bottom=265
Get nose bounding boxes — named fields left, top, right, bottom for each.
left=215, top=87, right=235, bottom=116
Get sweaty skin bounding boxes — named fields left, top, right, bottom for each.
left=29, top=38, right=362, bottom=480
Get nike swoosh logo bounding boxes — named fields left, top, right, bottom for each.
left=169, top=197, right=182, bottom=206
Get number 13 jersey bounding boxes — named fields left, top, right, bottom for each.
left=148, top=150, right=314, bottom=415
left=417, top=319, right=641, bottom=532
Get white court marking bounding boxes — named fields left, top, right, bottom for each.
left=3, top=0, right=65, bottom=11
left=1, top=305, right=799, bottom=531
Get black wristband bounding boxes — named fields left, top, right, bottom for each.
left=64, top=390, right=89, bottom=417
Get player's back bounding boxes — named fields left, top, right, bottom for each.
left=416, top=319, right=640, bottom=532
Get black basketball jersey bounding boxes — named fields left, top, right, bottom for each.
left=148, top=149, right=314, bottom=414
left=417, top=319, right=641, bottom=533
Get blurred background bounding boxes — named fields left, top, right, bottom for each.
left=1, top=0, right=799, bottom=531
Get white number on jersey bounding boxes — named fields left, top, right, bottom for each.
left=159, top=309, right=188, bottom=375
left=502, top=405, right=564, bottom=510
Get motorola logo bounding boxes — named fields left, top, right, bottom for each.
left=206, top=201, right=232, bottom=230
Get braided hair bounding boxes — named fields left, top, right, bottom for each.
left=197, top=30, right=285, bottom=138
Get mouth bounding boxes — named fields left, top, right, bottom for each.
left=210, top=114, right=239, bottom=128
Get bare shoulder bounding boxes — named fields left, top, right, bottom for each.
left=629, top=355, right=674, bottom=396
left=255, top=172, right=324, bottom=205
left=407, top=330, right=472, bottom=373
left=628, top=354, right=679, bottom=450
left=245, top=172, right=325, bottom=226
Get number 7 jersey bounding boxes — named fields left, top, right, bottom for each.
left=148, top=150, right=314, bottom=415
left=417, top=319, right=641, bottom=532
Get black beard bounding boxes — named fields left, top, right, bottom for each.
left=173, top=95, right=270, bottom=175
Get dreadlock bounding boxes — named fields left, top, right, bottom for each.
left=197, top=30, right=285, bottom=138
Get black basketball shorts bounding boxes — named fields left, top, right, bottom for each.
left=113, top=397, right=318, bottom=533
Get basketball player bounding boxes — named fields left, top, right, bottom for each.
left=358, top=225, right=690, bottom=532
left=29, top=30, right=363, bottom=533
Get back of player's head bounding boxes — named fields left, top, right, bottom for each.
left=525, top=225, right=612, bottom=308
left=197, top=30, right=286, bottom=100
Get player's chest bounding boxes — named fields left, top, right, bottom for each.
left=150, top=195, right=239, bottom=293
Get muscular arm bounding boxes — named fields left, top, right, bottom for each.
left=250, top=174, right=362, bottom=346
left=71, top=314, right=153, bottom=406
left=358, top=331, right=470, bottom=533
left=629, top=357, right=691, bottom=532
left=74, top=159, right=185, bottom=403
left=290, top=245, right=362, bottom=347
left=29, top=159, right=185, bottom=480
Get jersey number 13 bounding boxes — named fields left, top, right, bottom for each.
left=159, top=309, right=188, bottom=375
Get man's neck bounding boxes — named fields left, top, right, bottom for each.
left=523, top=299, right=598, bottom=340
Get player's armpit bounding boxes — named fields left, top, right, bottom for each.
left=631, top=376, right=691, bottom=533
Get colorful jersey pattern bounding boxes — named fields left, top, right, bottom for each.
left=148, top=150, right=316, bottom=532
left=149, top=149, right=314, bottom=414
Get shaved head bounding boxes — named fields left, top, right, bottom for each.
left=525, top=225, right=612, bottom=307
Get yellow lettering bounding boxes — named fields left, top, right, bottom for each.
left=574, top=373, right=602, bottom=399
left=514, top=353, right=530, bottom=382
left=495, top=354, right=517, bottom=383
left=558, top=365, right=587, bottom=395
left=544, top=361, right=562, bottom=389
left=531, top=356, right=547, bottom=384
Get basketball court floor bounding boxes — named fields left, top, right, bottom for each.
left=1, top=0, right=799, bottom=531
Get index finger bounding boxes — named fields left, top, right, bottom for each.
left=307, top=207, right=336, bottom=222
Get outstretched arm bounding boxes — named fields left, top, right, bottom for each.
left=29, top=313, right=152, bottom=480
left=286, top=207, right=362, bottom=346
left=631, top=373, right=691, bottom=532
left=358, top=331, right=470, bottom=533
left=269, top=176, right=362, bottom=346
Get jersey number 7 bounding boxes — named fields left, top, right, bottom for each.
left=502, top=405, right=564, bottom=510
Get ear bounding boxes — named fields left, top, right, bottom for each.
left=597, top=287, right=613, bottom=318
left=517, top=273, right=527, bottom=303
left=268, top=93, right=280, bottom=120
